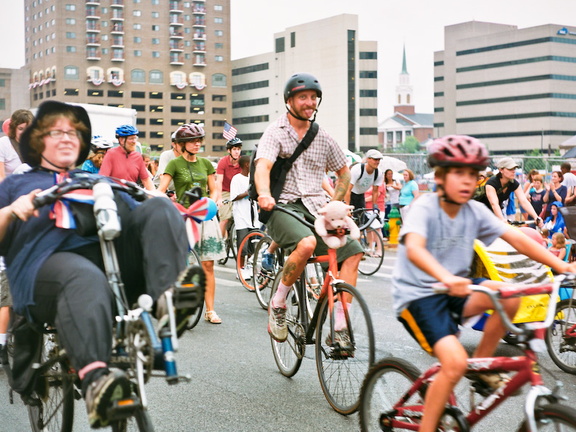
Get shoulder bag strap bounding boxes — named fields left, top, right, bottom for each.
left=270, top=122, right=319, bottom=199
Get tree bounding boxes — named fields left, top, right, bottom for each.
left=397, top=136, right=420, bottom=154
left=523, top=149, right=545, bottom=173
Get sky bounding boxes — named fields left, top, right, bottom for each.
left=2, top=0, right=575, bottom=118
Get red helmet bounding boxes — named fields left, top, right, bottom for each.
left=175, top=123, right=205, bottom=142
left=427, top=135, right=489, bottom=170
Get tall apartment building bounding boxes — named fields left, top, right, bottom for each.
left=0, top=68, right=30, bottom=123
left=435, top=21, right=576, bottom=155
left=24, top=0, right=232, bottom=153
left=231, top=14, right=379, bottom=153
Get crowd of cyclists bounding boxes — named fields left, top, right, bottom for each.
left=1, top=72, right=576, bottom=430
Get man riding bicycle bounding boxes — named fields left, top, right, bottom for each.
left=254, top=72, right=363, bottom=347
left=0, top=101, right=197, bottom=428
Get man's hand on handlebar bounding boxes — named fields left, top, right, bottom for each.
left=9, top=189, right=41, bottom=221
left=439, top=275, right=472, bottom=297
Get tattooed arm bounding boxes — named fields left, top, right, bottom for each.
left=333, top=165, right=351, bottom=201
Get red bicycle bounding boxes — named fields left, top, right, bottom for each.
left=359, top=277, right=576, bottom=431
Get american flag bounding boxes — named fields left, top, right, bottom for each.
left=223, top=121, right=237, bottom=141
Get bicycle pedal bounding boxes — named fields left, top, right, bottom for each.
left=107, top=396, right=142, bottom=421
left=173, top=284, right=204, bottom=310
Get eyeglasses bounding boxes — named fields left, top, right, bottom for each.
left=45, top=129, right=80, bottom=140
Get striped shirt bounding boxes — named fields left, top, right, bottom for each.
left=255, top=114, right=346, bottom=216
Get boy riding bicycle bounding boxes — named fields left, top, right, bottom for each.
left=392, top=135, right=576, bottom=432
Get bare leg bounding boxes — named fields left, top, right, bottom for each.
left=202, top=260, right=216, bottom=311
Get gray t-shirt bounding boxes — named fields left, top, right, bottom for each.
left=392, top=193, right=507, bottom=315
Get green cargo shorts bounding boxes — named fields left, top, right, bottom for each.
left=266, top=201, right=363, bottom=263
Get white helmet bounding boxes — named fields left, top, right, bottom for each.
left=91, top=135, right=113, bottom=152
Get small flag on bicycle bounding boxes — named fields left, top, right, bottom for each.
left=223, top=121, right=237, bottom=141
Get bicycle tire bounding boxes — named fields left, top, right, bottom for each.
left=269, top=275, right=304, bottom=377
left=315, top=283, right=375, bottom=415
left=254, top=236, right=280, bottom=310
left=27, top=334, right=75, bottom=432
left=184, top=249, right=204, bottom=331
left=359, top=357, right=425, bottom=431
left=516, top=403, right=576, bottom=431
left=545, top=299, right=576, bottom=375
left=358, top=228, right=385, bottom=276
left=112, top=406, right=155, bottom=432
left=236, top=230, right=265, bottom=292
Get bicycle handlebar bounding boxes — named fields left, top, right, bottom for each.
left=32, top=174, right=149, bottom=209
left=432, top=275, right=575, bottom=335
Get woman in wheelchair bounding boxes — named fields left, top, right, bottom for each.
left=0, top=101, right=194, bottom=428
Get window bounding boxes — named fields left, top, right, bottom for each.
left=211, top=73, right=226, bottom=87
left=152, top=38, right=159, bottom=45
left=66, top=46, right=76, bottom=53
left=149, top=70, right=163, bottom=83
left=149, top=91, right=163, bottom=99
left=291, top=32, right=295, bottom=48
left=215, top=43, right=223, bottom=49
left=112, top=48, right=124, bottom=60
left=65, top=18, right=75, bottom=25
left=108, top=90, right=124, bottom=98
left=171, top=106, right=185, bottom=113
left=214, top=5, right=223, bottom=11
left=0, top=99, right=5, bottom=110
left=131, top=69, right=145, bottom=83
left=171, top=119, right=185, bottom=126
left=133, top=10, right=141, bottom=16
left=134, top=50, right=142, bottom=57
left=152, top=25, right=160, bottom=31
left=65, top=4, right=76, bottom=10
left=152, top=51, right=160, bottom=58
left=132, top=104, right=146, bottom=112
left=88, top=89, right=103, bottom=97
left=152, top=12, right=159, bottom=18
left=215, top=30, right=223, bottom=36
left=0, top=79, right=4, bottom=87
left=64, top=88, right=79, bottom=96
left=150, top=118, right=163, bottom=125
left=171, top=93, right=185, bottom=100
left=152, top=0, right=159, bottom=4
left=65, top=32, right=76, bottom=39
left=64, top=66, right=79, bottom=80
left=133, top=24, right=142, bottom=30
left=214, top=17, right=223, bottom=24
left=134, top=37, right=141, bottom=43
left=150, top=132, right=163, bottom=139
left=212, top=94, right=226, bottom=102
left=136, top=118, right=146, bottom=125
left=215, top=55, right=223, bottom=62
left=132, top=91, right=145, bottom=98
left=149, top=105, right=163, bottom=112
left=275, top=35, right=288, bottom=53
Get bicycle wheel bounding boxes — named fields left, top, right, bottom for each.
left=254, top=236, right=280, bottom=310
left=358, top=228, right=385, bottom=276
left=112, top=406, right=155, bottom=432
left=27, top=334, right=75, bottom=432
left=304, top=261, right=324, bottom=318
left=545, top=299, right=576, bottom=374
left=359, top=357, right=425, bottom=431
left=315, top=283, right=375, bottom=415
left=517, top=403, right=576, bottom=431
left=236, top=230, right=265, bottom=292
left=270, top=275, right=304, bottom=377
left=184, top=249, right=204, bottom=331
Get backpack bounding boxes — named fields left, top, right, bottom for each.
left=351, top=162, right=378, bottom=186
left=473, top=178, right=488, bottom=202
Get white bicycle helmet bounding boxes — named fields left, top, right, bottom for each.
left=91, top=135, right=113, bottom=152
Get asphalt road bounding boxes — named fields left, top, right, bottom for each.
left=2, top=248, right=576, bottom=431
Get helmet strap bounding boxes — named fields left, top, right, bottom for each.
left=41, top=155, right=73, bottom=172
left=436, top=184, right=463, bottom=206
left=119, top=137, right=132, bottom=154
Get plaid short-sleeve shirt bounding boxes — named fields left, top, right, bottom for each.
left=255, top=114, right=347, bottom=216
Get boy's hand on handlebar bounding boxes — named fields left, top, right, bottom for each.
left=440, top=275, right=472, bottom=297
left=10, top=189, right=41, bottom=221
left=258, top=195, right=275, bottom=211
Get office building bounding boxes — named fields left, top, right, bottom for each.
left=435, top=21, right=576, bottom=154
left=231, top=14, right=379, bottom=153
left=24, top=0, right=232, bottom=152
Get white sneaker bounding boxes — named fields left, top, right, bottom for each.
left=240, top=267, right=252, bottom=280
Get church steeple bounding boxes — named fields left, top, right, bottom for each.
left=401, top=44, right=408, bottom=74
left=394, top=44, right=415, bottom=115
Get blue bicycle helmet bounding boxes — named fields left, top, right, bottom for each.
left=115, top=124, right=139, bottom=137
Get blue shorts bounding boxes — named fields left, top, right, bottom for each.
left=398, top=277, right=486, bottom=355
